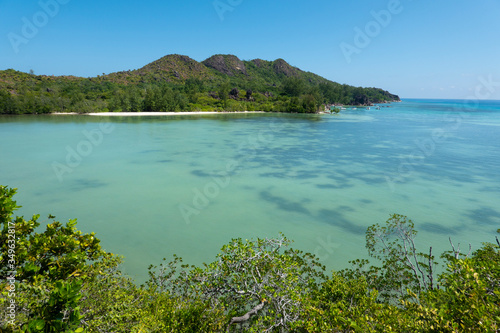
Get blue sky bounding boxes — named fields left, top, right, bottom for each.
left=1, top=0, right=499, bottom=99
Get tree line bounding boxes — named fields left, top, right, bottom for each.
left=0, top=69, right=399, bottom=115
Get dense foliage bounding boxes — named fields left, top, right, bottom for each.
left=0, top=55, right=400, bottom=115
left=1, top=187, right=497, bottom=332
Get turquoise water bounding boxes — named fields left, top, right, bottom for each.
left=1, top=100, right=499, bottom=282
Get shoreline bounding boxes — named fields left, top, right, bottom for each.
left=61, top=111, right=266, bottom=117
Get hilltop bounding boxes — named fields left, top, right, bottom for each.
left=0, top=54, right=399, bottom=114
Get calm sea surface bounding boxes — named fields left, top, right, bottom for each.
left=1, top=99, right=499, bottom=282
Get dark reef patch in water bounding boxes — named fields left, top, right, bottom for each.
left=191, top=169, right=215, bottom=178
left=419, top=222, right=459, bottom=235
left=260, top=190, right=311, bottom=216
left=466, top=207, right=500, bottom=226
left=70, top=178, right=108, bottom=191
left=359, top=199, right=373, bottom=204
left=317, top=208, right=365, bottom=235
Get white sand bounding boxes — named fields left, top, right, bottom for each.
left=85, top=111, right=265, bottom=116
left=50, top=112, right=79, bottom=115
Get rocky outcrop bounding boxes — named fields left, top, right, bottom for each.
left=251, top=59, right=266, bottom=68
left=272, top=59, right=299, bottom=77
left=202, top=54, right=247, bottom=76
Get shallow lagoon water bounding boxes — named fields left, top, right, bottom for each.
left=1, top=99, right=499, bottom=282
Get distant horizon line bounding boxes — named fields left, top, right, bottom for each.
left=401, top=97, right=500, bottom=102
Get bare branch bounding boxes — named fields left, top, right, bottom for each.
left=408, top=236, right=427, bottom=290
left=428, top=247, right=434, bottom=290
left=402, top=241, right=422, bottom=292
left=227, top=300, right=266, bottom=332
left=449, top=238, right=460, bottom=259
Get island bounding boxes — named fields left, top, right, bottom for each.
left=0, top=54, right=400, bottom=115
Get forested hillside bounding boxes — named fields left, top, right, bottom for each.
left=0, top=54, right=399, bottom=114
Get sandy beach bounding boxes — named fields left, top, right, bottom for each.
left=85, top=111, right=265, bottom=116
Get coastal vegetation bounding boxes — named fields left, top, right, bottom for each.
left=1, top=186, right=498, bottom=332
left=0, top=54, right=399, bottom=115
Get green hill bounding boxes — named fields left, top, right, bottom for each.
left=0, top=54, right=400, bottom=114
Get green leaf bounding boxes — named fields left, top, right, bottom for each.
left=31, top=319, right=45, bottom=330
